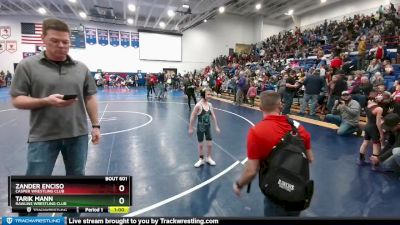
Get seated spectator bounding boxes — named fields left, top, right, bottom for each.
left=347, top=75, right=354, bottom=87
left=366, top=59, right=381, bottom=78
left=330, top=54, right=343, bottom=74
left=342, top=53, right=356, bottom=74
left=324, top=91, right=361, bottom=136
left=327, top=74, right=348, bottom=113
left=370, top=113, right=400, bottom=173
left=391, top=81, right=400, bottom=115
left=382, top=60, right=394, bottom=76
left=351, top=76, right=373, bottom=108
left=375, top=42, right=385, bottom=61
left=391, top=82, right=400, bottom=102
left=371, top=72, right=385, bottom=89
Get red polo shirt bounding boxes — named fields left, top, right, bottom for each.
left=247, top=115, right=311, bottom=160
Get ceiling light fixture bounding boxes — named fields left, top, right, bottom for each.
left=321, top=0, right=327, bottom=3
left=79, top=11, right=87, bottom=18
left=219, top=6, right=225, bottom=13
left=167, top=9, right=175, bottom=17
left=284, top=9, right=293, bottom=15
left=69, top=0, right=76, bottom=3
left=38, top=7, right=46, bottom=14
left=203, top=19, right=207, bottom=23
left=159, top=21, right=166, bottom=29
left=182, top=4, right=190, bottom=8
left=128, top=4, right=136, bottom=12
left=255, top=3, right=261, bottom=10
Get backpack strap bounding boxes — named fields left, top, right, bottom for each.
left=286, top=115, right=299, bottom=134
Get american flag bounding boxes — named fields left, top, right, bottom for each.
left=21, top=23, right=43, bottom=45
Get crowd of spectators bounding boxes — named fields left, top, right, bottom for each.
left=192, top=2, right=400, bottom=174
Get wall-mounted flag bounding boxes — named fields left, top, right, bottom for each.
left=21, top=23, right=43, bottom=45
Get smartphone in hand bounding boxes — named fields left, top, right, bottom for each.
left=62, top=94, right=78, bottom=100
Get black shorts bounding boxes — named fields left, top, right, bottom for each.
left=197, top=125, right=212, bottom=142
left=364, top=124, right=380, bottom=143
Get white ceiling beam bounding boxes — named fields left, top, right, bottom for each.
left=234, top=0, right=256, bottom=13
left=137, top=1, right=172, bottom=9
left=242, top=0, right=283, bottom=17
left=77, top=0, right=89, bottom=14
left=292, top=0, right=342, bottom=17
left=267, top=0, right=314, bottom=20
left=107, top=0, right=115, bottom=17
left=182, top=0, right=233, bottom=30
left=182, top=10, right=215, bottom=31
left=63, top=0, right=81, bottom=19
left=135, top=6, right=140, bottom=26
left=153, top=0, right=173, bottom=28
left=0, top=2, right=18, bottom=14
left=6, top=0, right=29, bottom=14
left=123, top=0, right=127, bottom=20
left=19, top=0, right=37, bottom=12
left=34, top=0, right=57, bottom=18
left=143, top=0, right=157, bottom=28
left=48, top=0, right=67, bottom=17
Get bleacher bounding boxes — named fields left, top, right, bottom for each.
left=215, top=91, right=370, bottom=124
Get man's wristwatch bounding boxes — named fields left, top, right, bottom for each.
left=92, top=125, right=100, bottom=129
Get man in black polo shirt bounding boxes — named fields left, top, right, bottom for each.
left=282, top=70, right=299, bottom=115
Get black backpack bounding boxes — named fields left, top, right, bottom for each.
left=258, top=117, right=314, bottom=211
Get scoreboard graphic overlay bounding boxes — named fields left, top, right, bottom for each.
left=8, top=176, right=132, bottom=214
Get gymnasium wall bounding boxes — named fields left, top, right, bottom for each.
left=0, top=13, right=258, bottom=74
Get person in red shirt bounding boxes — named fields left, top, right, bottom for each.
left=375, top=43, right=384, bottom=60
left=330, top=54, right=343, bottom=71
left=233, top=91, right=314, bottom=216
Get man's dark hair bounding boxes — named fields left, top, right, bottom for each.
left=42, top=18, right=70, bottom=36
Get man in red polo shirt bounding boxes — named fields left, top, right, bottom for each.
left=233, top=91, right=314, bottom=216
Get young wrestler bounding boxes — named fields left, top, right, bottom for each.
left=189, top=88, right=221, bottom=167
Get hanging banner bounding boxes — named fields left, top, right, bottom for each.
left=0, top=26, right=11, bottom=39
left=97, top=29, right=109, bottom=46
left=131, top=32, right=139, bottom=48
left=0, top=40, right=5, bottom=53
left=120, top=31, right=130, bottom=48
left=109, top=30, right=120, bottom=47
left=6, top=40, right=17, bottom=53
left=85, top=27, right=97, bottom=45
